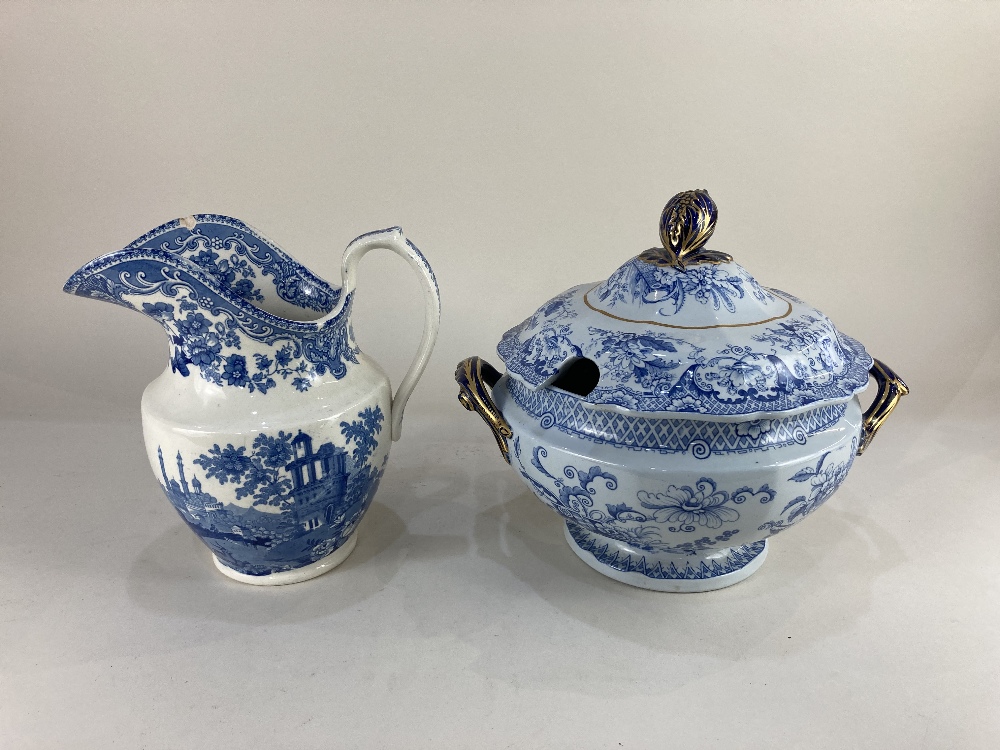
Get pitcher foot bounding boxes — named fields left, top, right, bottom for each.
left=213, top=532, right=358, bottom=586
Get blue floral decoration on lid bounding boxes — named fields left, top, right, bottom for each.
left=495, top=191, right=873, bottom=418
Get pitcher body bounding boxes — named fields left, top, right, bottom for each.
left=65, top=215, right=440, bottom=585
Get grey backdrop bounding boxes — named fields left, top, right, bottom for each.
left=1, top=2, right=998, bottom=748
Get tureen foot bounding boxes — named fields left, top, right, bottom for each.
left=563, top=522, right=767, bottom=593
left=211, top=532, right=358, bottom=586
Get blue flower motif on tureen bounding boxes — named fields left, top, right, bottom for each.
left=518, top=325, right=583, bottom=381
left=753, top=315, right=847, bottom=386
left=512, top=439, right=779, bottom=555
left=735, top=419, right=774, bottom=441
left=692, top=347, right=785, bottom=403
left=758, top=445, right=856, bottom=535
left=497, top=271, right=873, bottom=414
left=663, top=264, right=754, bottom=314
left=595, top=257, right=777, bottom=318
left=637, top=479, right=778, bottom=533
left=592, top=329, right=690, bottom=395
left=639, top=480, right=740, bottom=530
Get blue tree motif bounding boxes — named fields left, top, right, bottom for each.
left=254, top=431, right=296, bottom=468
left=194, top=444, right=252, bottom=484
left=242, top=431, right=296, bottom=507
left=193, top=431, right=297, bottom=508
left=340, top=406, right=385, bottom=464
left=345, top=462, right=385, bottom=510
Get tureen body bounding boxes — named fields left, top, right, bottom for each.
left=457, top=191, right=906, bottom=592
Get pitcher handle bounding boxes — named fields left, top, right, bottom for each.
left=340, top=227, right=441, bottom=441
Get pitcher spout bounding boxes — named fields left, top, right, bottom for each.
left=65, top=214, right=342, bottom=315
left=64, top=215, right=355, bottom=395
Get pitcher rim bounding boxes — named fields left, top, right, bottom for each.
left=63, top=213, right=355, bottom=332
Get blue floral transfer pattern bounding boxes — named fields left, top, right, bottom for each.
left=140, top=292, right=346, bottom=393
left=517, top=325, right=583, bottom=382
left=124, top=214, right=340, bottom=313
left=589, top=329, right=696, bottom=397
left=497, top=280, right=873, bottom=416
left=512, top=439, right=777, bottom=556
left=158, top=407, right=386, bottom=577
left=758, top=442, right=856, bottom=535
left=752, top=314, right=846, bottom=387
left=504, top=376, right=843, bottom=454
left=511, top=427, right=858, bottom=570
left=594, top=257, right=775, bottom=317
left=64, top=216, right=363, bottom=394
left=567, top=523, right=766, bottom=582
left=637, top=479, right=776, bottom=532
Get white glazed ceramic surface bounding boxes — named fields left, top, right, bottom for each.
left=141, top=349, right=394, bottom=584
left=457, top=190, right=906, bottom=592
left=65, top=217, right=440, bottom=585
left=495, top=377, right=862, bottom=592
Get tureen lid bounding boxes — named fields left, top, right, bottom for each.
left=497, top=190, right=873, bottom=418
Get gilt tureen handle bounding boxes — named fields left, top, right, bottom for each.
left=455, top=357, right=513, bottom=463
left=857, top=359, right=908, bottom=455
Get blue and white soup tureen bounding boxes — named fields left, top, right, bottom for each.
left=456, top=190, right=907, bottom=592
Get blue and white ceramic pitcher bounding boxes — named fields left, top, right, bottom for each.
left=65, top=215, right=440, bottom=585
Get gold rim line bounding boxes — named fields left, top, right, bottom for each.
left=582, top=286, right=793, bottom=330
